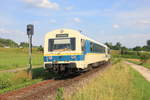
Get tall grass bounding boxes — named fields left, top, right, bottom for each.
left=0, top=67, right=56, bottom=94
left=0, top=48, right=43, bottom=70
left=66, top=61, right=150, bottom=100
left=128, top=60, right=150, bottom=69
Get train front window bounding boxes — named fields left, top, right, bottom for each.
left=48, top=38, right=76, bottom=51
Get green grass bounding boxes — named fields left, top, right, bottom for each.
left=130, top=67, right=150, bottom=100
left=65, top=60, right=150, bottom=100
left=127, top=60, right=150, bottom=69
left=0, top=48, right=43, bottom=70
left=0, top=67, right=56, bottom=94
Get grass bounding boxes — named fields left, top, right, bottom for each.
left=127, top=59, right=150, bottom=69
left=0, top=48, right=43, bottom=70
left=0, top=67, right=56, bottom=94
left=111, top=50, right=150, bottom=69
left=65, top=60, right=150, bottom=100
left=130, top=66, right=150, bottom=100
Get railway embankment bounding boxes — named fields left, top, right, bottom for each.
left=0, top=63, right=110, bottom=100
left=65, top=60, right=150, bottom=100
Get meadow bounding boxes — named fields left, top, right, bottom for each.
left=0, top=48, right=43, bottom=70
left=0, top=67, right=56, bottom=94
left=65, top=60, right=150, bottom=100
left=111, top=50, right=150, bottom=69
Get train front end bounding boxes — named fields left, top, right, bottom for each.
left=44, top=29, right=83, bottom=74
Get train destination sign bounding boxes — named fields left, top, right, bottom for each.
left=56, top=34, right=68, bottom=38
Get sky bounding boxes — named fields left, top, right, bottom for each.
left=0, top=0, right=150, bottom=48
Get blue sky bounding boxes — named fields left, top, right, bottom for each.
left=0, top=0, right=150, bottom=47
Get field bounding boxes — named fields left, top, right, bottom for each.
left=0, top=67, right=56, bottom=94
left=0, top=48, right=43, bottom=70
left=111, top=50, right=150, bottom=69
left=65, top=60, right=150, bottom=100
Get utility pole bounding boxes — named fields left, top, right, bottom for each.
left=27, top=24, right=34, bottom=78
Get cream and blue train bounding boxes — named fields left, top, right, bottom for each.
left=44, top=29, right=110, bottom=74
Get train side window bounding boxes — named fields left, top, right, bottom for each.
left=48, top=39, right=54, bottom=51
left=70, top=38, right=76, bottom=50
left=81, top=39, right=85, bottom=51
left=90, top=42, right=93, bottom=52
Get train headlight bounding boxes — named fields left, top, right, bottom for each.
left=48, top=56, right=52, bottom=60
left=71, top=55, right=76, bottom=59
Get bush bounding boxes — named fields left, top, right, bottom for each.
left=0, top=79, right=12, bottom=89
left=139, top=53, right=150, bottom=64
left=37, top=45, right=43, bottom=52
left=55, top=88, right=64, bottom=100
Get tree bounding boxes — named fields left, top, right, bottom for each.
left=142, top=46, right=150, bottom=51
left=147, top=40, right=150, bottom=46
left=0, top=38, right=18, bottom=47
left=133, top=46, right=142, bottom=51
left=139, top=53, right=150, bottom=65
left=105, top=42, right=113, bottom=49
left=37, top=45, right=44, bottom=52
left=20, top=42, right=29, bottom=48
left=121, top=46, right=128, bottom=55
left=113, top=42, right=122, bottom=50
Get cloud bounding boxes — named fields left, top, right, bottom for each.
left=112, top=24, right=120, bottom=29
left=64, top=6, right=73, bottom=11
left=49, top=19, right=56, bottom=24
left=0, top=28, right=26, bottom=42
left=24, top=0, right=59, bottom=10
left=135, top=20, right=150, bottom=25
left=73, top=17, right=81, bottom=23
left=98, top=32, right=150, bottom=48
left=111, top=8, right=150, bottom=29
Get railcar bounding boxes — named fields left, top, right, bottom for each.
left=44, top=29, right=110, bottom=74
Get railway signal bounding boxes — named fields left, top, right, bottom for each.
left=27, top=24, right=34, bottom=78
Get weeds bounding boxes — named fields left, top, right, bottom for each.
left=0, top=67, right=56, bottom=94
left=55, top=88, right=64, bottom=100
left=66, top=60, right=147, bottom=100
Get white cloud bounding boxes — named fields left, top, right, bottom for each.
left=113, top=24, right=120, bottom=29
left=0, top=28, right=26, bottom=42
left=0, top=29, right=25, bottom=35
left=49, top=19, right=56, bottom=24
left=111, top=8, right=150, bottom=29
left=24, top=0, right=59, bottom=10
left=136, top=20, right=150, bottom=25
left=73, top=17, right=81, bottom=23
left=64, top=6, right=73, bottom=11
left=98, top=32, right=150, bottom=48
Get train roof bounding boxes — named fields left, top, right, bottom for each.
left=46, top=28, right=108, bottom=48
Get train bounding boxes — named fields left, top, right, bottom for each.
left=44, top=29, right=110, bottom=74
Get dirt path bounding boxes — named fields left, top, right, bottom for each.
left=125, top=61, right=150, bottom=83
left=0, top=65, right=42, bottom=73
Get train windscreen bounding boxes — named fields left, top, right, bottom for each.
left=48, top=38, right=76, bottom=51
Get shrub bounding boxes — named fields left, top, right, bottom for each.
left=0, top=79, right=12, bottom=89
left=37, top=45, right=43, bottom=52
left=139, top=53, right=150, bottom=64
left=55, top=88, right=64, bottom=100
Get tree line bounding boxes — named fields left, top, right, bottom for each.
left=0, top=38, right=43, bottom=51
left=105, top=40, right=150, bottom=51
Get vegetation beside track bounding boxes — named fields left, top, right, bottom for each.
left=111, top=50, right=150, bottom=69
left=66, top=59, right=150, bottom=100
left=0, top=48, right=43, bottom=70
left=0, top=67, right=56, bottom=94
left=127, top=59, right=150, bottom=69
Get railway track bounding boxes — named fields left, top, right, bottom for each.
left=0, top=62, right=111, bottom=100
